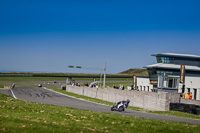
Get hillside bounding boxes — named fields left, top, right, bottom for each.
left=118, top=68, right=148, bottom=77
left=0, top=70, right=148, bottom=78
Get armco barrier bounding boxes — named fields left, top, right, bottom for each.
left=66, top=85, right=170, bottom=111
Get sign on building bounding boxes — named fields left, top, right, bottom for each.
left=133, top=74, right=137, bottom=90
left=180, top=64, right=185, bottom=83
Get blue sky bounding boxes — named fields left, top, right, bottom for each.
left=0, top=0, right=200, bottom=74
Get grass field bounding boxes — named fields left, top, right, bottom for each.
left=0, top=77, right=133, bottom=89
left=0, top=84, right=4, bottom=88
left=0, top=94, right=200, bottom=133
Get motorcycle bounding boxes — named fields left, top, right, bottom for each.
left=111, top=99, right=130, bottom=112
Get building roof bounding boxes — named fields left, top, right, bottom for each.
left=145, top=63, right=200, bottom=71
left=151, top=53, right=200, bottom=59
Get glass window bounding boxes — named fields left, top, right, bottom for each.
left=157, top=56, right=200, bottom=66
left=157, top=57, right=162, bottom=63
left=156, top=56, right=200, bottom=66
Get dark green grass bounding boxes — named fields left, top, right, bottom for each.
left=48, top=87, right=200, bottom=120
left=0, top=84, right=4, bottom=88
left=0, top=94, right=200, bottom=133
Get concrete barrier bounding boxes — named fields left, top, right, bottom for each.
left=66, top=85, right=170, bottom=111
left=181, top=99, right=200, bottom=106
left=66, top=85, right=200, bottom=113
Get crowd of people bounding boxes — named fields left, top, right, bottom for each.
left=113, top=84, right=124, bottom=90
left=183, top=92, right=192, bottom=99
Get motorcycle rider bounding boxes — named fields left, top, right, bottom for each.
left=113, top=99, right=130, bottom=109
left=122, top=99, right=130, bottom=108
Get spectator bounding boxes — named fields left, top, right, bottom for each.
left=119, top=84, right=122, bottom=89
left=71, top=80, right=75, bottom=86
left=122, top=84, right=124, bottom=90
left=76, top=82, right=80, bottom=87
left=84, top=82, right=89, bottom=87
left=189, top=92, right=192, bottom=99
left=11, top=83, right=15, bottom=89
left=113, top=84, right=119, bottom=89
left=185, top=93, right=189, bottom=99
left=119, top=84, right=124, bottom=90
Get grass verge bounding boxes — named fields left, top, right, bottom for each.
left=47, top=87, right=200, bottom=120
left=0, top=84, right=4, bottom=88
left=0, top=93, right=200, bottom=133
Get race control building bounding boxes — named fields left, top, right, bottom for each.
left=138, top=53, right=200, bottom=100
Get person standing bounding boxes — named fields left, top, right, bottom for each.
left=189, top=92, right=192, bottom=99
left=185, top=93, right=189, bottom=99
left=122, top=84, right=124, bottom=90
left=11, top=83, right=15, bottom=89
left=119, top=84, right=123, bottom=90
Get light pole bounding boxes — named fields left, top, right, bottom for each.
left=68, top=63, right=107, bottom=88
left=103, top=62, right=107, bottom=88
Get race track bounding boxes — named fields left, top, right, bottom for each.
left=7, top=87, right=200, bottom=124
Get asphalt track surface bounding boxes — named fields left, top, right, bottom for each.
left=2, top=87, right=200, bottom=125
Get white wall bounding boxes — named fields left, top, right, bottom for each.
left=185, top=76, right=200, bottom=89
left=184, top=76, right=200, bottom=100
left=137, top=77, right=153, bottom=91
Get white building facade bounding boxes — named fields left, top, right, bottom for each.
left=137, top=53, right=200, bottom=100
left=183, top=76, right=200, bottom=100
left=137, top=77, right=153, bottom=91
